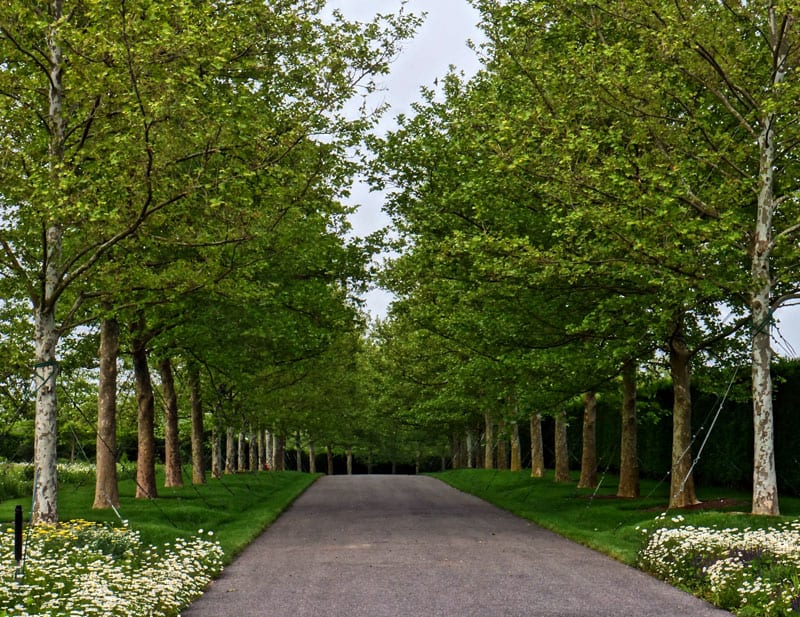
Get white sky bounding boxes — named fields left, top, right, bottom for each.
left=326, top=0, right=485, bottom=319
left=326, top=1, right=800, bottom=359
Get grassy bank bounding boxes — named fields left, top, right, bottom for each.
left=1, top=466, right=318, bottom=616
left=0, top=465, right=319, bottom=562
left=433, top=469, right=800, bottom=615
left=432, top=469, right=800, bottom=565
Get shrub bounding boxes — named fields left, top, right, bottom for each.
left=638, top=515, right=800, bottom=616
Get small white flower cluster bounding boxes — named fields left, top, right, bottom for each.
left=0, top=520, right=223, bottom=617
left=639, top=517, right=800, bottom=616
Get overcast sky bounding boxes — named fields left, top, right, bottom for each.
left=326, top=0, right=485, bottom=319
left=327, top=0, right=485, bottom=239
left=326, top=1, right=799, bottom=358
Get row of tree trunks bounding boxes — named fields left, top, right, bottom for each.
left=448, top=372, right=639, bottom=497
left=92, top=311, right=304, bottom=510
left=90, top=317, right=652, bottom=507
left=478, top=416, right=525, bottom=471
left=217, top=428, right=292, bottom=473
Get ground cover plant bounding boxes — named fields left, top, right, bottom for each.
left=0, top=464, right=318, bottom=616
left=434, top=469, right=800, bottom=616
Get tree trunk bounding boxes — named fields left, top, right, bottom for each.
left=159, top=358, right=183, bottom=488
left=530, top=414, right=545, bottom=478
left=466, top=430, right=475, bottom=468
left=483, top=412, right=494, bottom=469
left=750, top=20, right=784, bottom=515
left=274, top=434, right=285, bottom=471
left=510, top=422, right=522, bottom=472
left=450, top=432, right=460, bottom=469
left=32, top=268, right=62, bottom=521
left=346, top=446, right=353, bottom=475
left=497, top=420, right=508, bottom=470
left=32, top=0, right=67, bottom=526
left=249, top=428, right=258, bottom=472
left=577, top=391, right=598, bottom=489
left=669, top=317, right=699, bottom=508
left=295, top=432, right=303, bottom=472
left=258, top=430, right=265, bottom=470
left=132, top=322, right=157, bottom=499
left=327, top=444, right=334, bottom=475
left=309, top=439, right=316, bottom=473
left=554, top=410, right=570, bottom=483
left=265, top=429, right=273, bottom=470
left=94, top=317, right=120, bottom=509
left=237, top=432, right=246, bottom=472
left=188, top=363, right=205, bottom=484
left=225, top=427, right=235, bottom=474
left=211, top=428, right=222, bottom=479
left=617, top=361, right=639, bottom=498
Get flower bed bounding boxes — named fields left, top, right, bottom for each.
left=1, top=519, right=223, bottom=616
left=638, top=514, right=800, bottom=616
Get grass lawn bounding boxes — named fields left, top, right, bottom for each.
left=0, top=467, right=319, bottom=563
left=432, top=468, right=800, bottom=565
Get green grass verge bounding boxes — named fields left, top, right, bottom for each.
left=0, top=468, right=319, bottom=564
left=432, top=469, right=800, bottom=565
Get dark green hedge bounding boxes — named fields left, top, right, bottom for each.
left=569, top=359, right=800, bottom=496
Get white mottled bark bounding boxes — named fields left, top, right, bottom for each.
left=750, top=8, right=788, bottom=517
left=32, top=0, right=67, bottom=525
left=33, top=301, right=60, bottom=523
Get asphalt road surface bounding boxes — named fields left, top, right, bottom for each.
left=182, top=475, right=732, bottom=617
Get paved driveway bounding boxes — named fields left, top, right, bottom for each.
left=183, top=475, right=731, bottom=617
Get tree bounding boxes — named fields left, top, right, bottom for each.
left=0, top=0, right=418, bottom=521
left=158, top=357, right=182, bottom=488
left=617, top=361, right=639, bottom=498
left=577, top=391, right=598, bottom=489
left=93, top=317, right=119, bottom=509
left=187, top=360, right=205, bottom=485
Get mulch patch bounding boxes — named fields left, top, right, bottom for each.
left=640, top=497, right=749, bottom=512
left=575, top=493, right=750, bottom=511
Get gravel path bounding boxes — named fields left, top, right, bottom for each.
left=182, top=475, right=731, bottom=617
